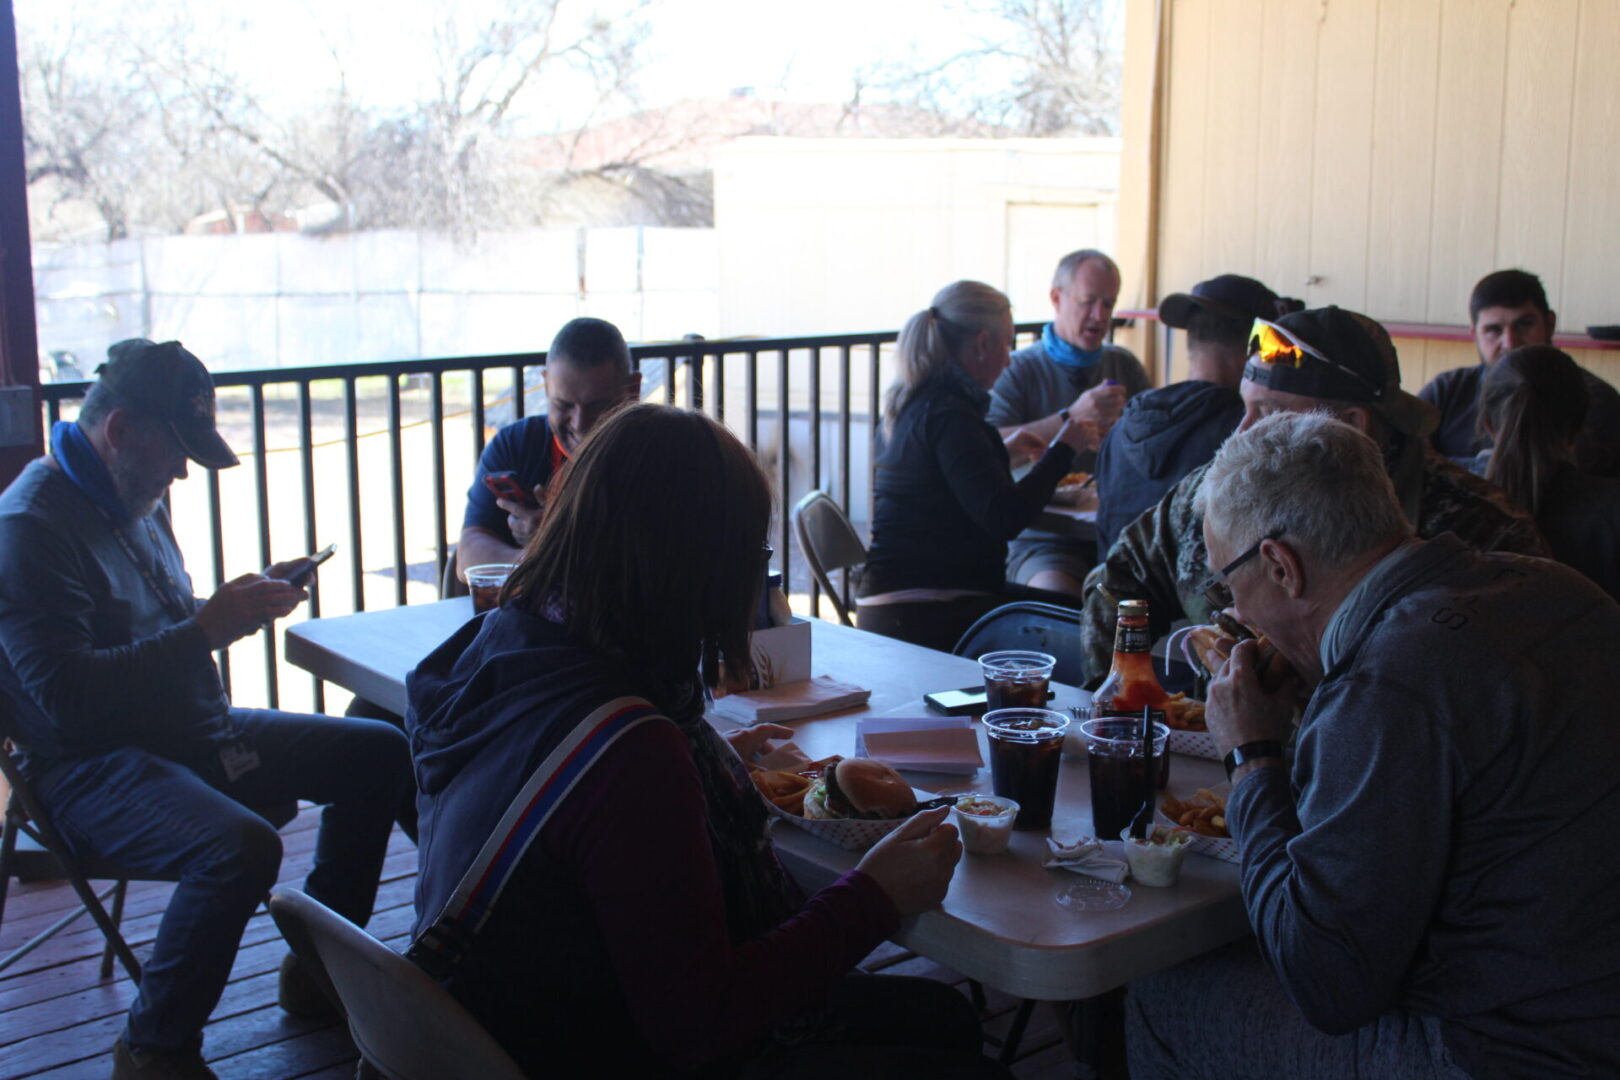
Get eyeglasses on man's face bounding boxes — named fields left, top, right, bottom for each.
left=1201, top=528, right=1283, bottom=611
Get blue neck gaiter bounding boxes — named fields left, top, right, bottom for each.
left=51, top=420, right=130, bottom=523
left=1042, top=322, right=1105, bottom=370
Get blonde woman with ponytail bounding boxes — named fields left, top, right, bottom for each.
left=858, top=281, right=1094, bottom=650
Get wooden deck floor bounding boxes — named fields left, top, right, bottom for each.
left=1, top=806, right=1087, bottom=1080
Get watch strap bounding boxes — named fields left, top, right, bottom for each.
left=1223, top=739, right=1284, bottom=781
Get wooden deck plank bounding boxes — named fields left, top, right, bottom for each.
left=4, top=805, right=1084, bottom=1080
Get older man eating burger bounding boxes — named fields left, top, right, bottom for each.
left=1124, top=412, right=1620, bottom=1079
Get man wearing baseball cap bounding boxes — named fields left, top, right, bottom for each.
left=1093, top=274, right=1298, bottom=554
left=1075, top=307, right=1549, bottom=682
left=0, top=340, right=411, bottom=1079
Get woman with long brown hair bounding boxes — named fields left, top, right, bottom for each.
left=405, top=404, right=1000, bottom=1078
left=1481, top=345, right=1620, bottom=600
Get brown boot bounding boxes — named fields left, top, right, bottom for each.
left=278, top=952, right=341, bottom=1020
left=111, top=1038, right=218, bottom=1080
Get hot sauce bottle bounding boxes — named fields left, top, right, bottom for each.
left=1092, top=599, right=1170, bottom=714
left=1090, top=599, right=1171, bottom=789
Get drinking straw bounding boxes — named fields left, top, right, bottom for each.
left=1132, top=705, right=1158, bottom=839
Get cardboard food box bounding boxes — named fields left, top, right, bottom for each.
left=746, top=616, right=811, bottom=689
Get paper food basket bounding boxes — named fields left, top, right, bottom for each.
left=1166, top=728, right=1222, bottom=761
left=765, top=786, right=939, bottom=852
left=1157, top=780, right=1239, bottom=863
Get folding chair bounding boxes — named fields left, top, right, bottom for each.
left=952, top=600, right=1086, bottom=687
left=269, top=888, right=526, bottom=1080
left=0, top=707, right=296, bottom=981
left=792, top=490, right=866, bottom=626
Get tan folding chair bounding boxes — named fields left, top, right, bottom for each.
left=269, top=888, right=526, bottom=1080
left=791, top=490, right=866, bottom=626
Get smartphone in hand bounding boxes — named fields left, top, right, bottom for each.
left=283, top=543, right=337, bottom=587
left=483, top=471, right=538, bottom=509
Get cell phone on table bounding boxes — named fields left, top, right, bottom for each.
left=924, top=684, right=1056, bottom=716
left=483, top=471, right=538, bottom=509
left=924, top=687, right=989, bottom=716
left=285, top=544, right=337, bottom=587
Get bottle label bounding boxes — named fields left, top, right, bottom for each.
left=1114, top=624, right=1150, bottom=654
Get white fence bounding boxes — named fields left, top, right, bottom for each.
left=33, top=226, right=721, bottom=374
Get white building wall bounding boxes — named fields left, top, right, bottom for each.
left=714, top=137, right=1122, bottom=337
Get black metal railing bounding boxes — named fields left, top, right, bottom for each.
left=40, top=323, right=1044, bottom=712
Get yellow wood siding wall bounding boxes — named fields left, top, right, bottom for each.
left=1121, top=0, right=1620, bottom=390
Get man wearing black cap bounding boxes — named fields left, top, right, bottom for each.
left=1075, top=308, right=1548, bottom=682
left=1092, top=274, right=1296, bottom=555
left=0, top=341, right=411, bottom=1079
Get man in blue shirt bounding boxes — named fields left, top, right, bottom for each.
left=456, top=318, right=640, bottom=577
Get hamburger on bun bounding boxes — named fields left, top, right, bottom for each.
left=801, top=757, right=918, bottom=820
left=1187, top=614, right=1294, bottom=694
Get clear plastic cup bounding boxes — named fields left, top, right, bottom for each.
left=981, top=707, right=1069, bottom=830
left=466, top=563, right=516, bottom=613
left=951, top=795, right=1020, bottom=854
left=978, top=650, right=1056, bottom=712
left=1080, top=717, right=1169, bottom=842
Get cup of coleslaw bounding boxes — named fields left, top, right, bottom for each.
left=1124, top=825, right=1191, bottom=886
left=952, top=794, right=1020, bottom=854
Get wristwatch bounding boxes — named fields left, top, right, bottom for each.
left=1223, top=740, right=1283, bottom=781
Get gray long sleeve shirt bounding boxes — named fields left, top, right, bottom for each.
left=0, top=458, right=229, bottom=774
left=1228, top=534, right=1620, bottom=1078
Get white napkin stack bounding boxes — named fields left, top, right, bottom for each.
left=1043, top=837, right=1129, bottom=884
left=855, top=716, right=983, bottom=774
left=710, top=676, right=871, bottom=726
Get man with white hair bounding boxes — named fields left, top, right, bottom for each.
left=1125, top=412, right=1620, bottom=1078
left=989, top=249, right=1150, bottom=593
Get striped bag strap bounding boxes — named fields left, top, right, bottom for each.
left=409, top=696, right=661, bottom=979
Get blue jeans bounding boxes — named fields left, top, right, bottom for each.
left=1126, top=939, right=1474, bottom=1079
left=33, top=708, right=411, bottom=1055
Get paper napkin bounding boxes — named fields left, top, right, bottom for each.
left=1043, top=837, right=1130, bottom=884
left=855, top=716, right=983, bottom=774
left=710, top=676, right=871, bottom=726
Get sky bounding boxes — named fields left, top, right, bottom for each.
left=20, top=0, right=1011, bottom=120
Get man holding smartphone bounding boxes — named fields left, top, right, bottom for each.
left=456, top=318, right=641, bottom=578
left=0, top=340, right=411, bottom=1079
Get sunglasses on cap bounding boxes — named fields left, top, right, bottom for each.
left=1248, top=319, right=1383, bottom=400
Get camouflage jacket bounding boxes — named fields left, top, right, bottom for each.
left=1077, top=453, right=1550, bottom=682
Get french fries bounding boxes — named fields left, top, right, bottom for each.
left=1160, top=787, right=1230, bottom=838
left=1162, top=691, right=1207, bottom=733
left=749, top=756, right=840, bottom=817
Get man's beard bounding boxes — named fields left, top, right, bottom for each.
left=109, top=458, right=165, bottom=519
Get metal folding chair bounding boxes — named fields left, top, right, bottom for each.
left=792, top=490, right=866, bottom=626
left=952, top=600, right=1086, bottom=687
left=0, top=706, right=296, bottom=981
